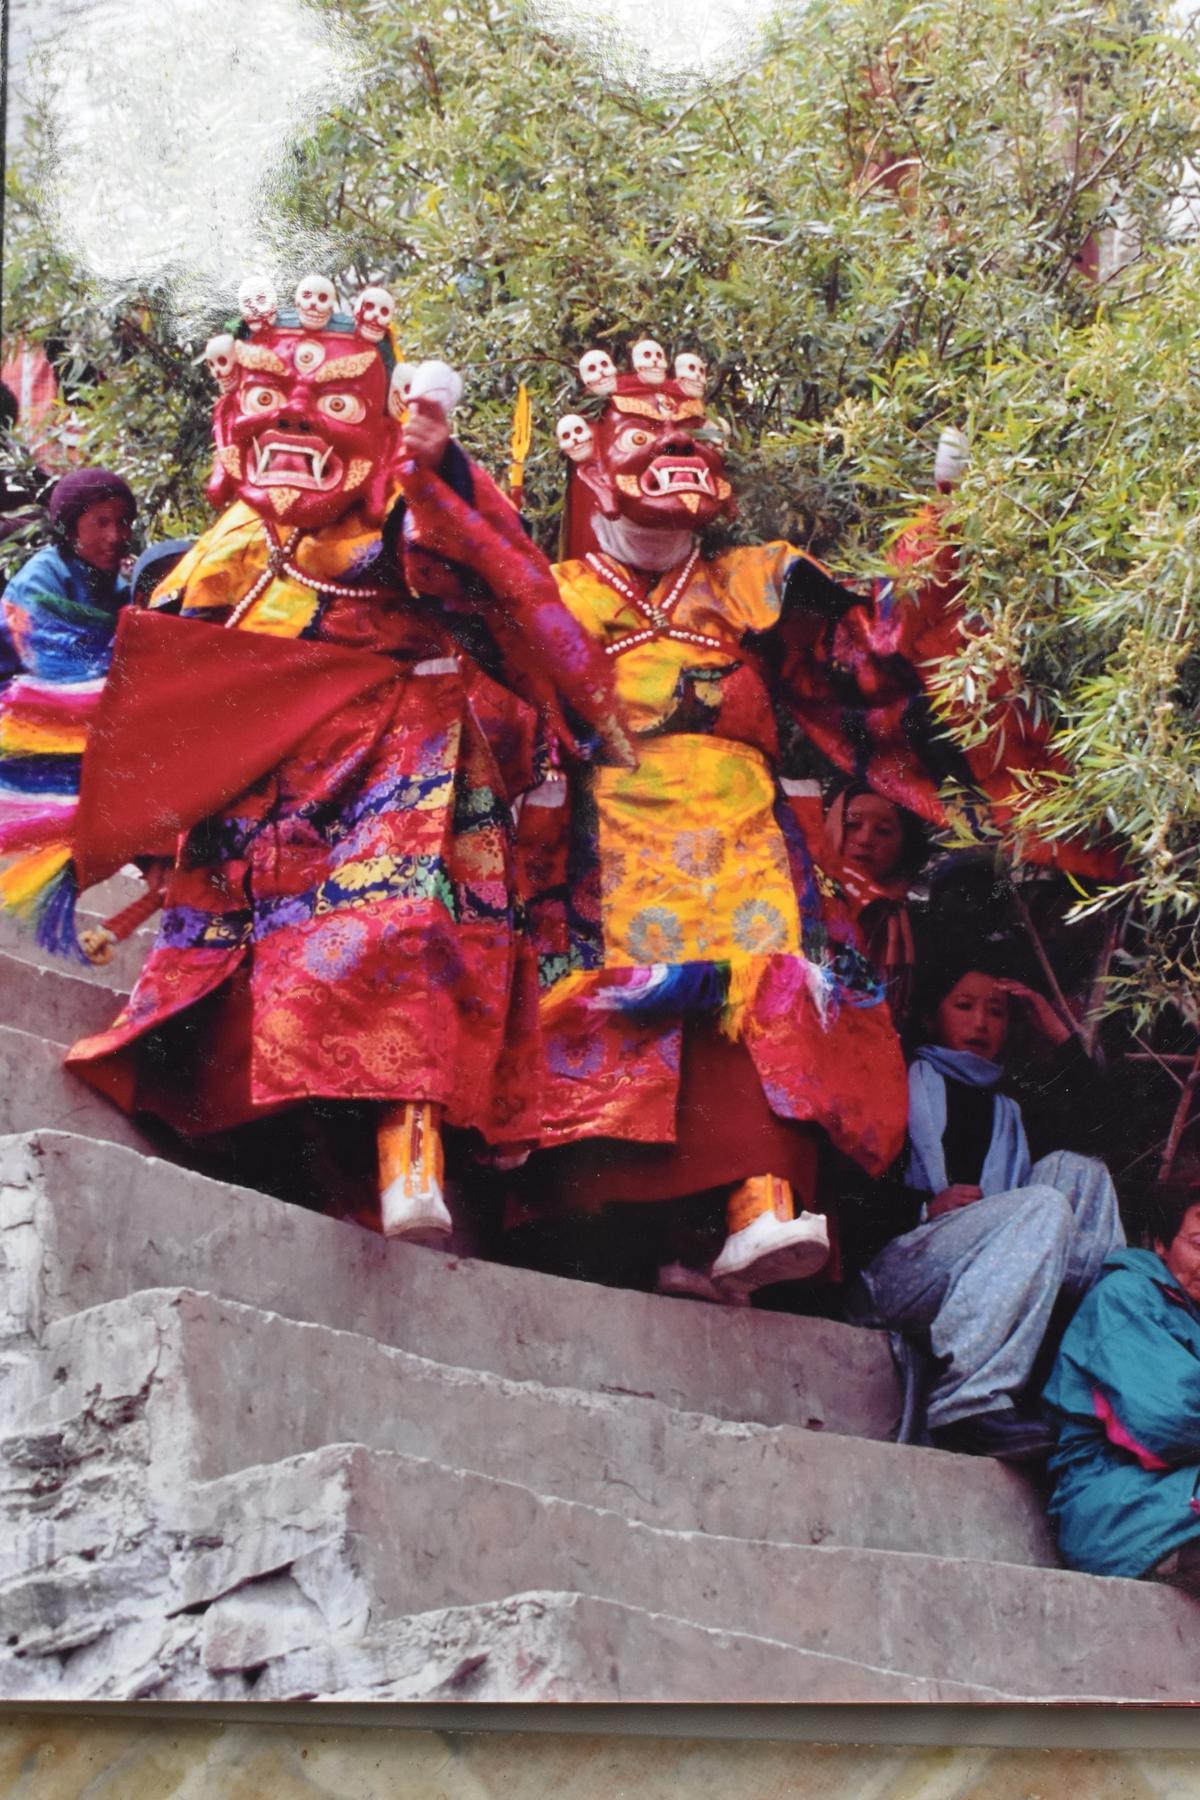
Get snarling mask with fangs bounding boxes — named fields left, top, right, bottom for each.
left=206, top=323, right=400, bottom=530
left=571, top=375, right=734, bottom=534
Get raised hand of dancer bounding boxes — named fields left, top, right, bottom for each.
left=401, top=396, right=450, bottom=469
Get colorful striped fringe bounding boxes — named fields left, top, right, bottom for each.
left=0, top=672, right=102, bottom=963
left=557, top=949, right=883, bottom=1039
left=572, top=958, right=769, bottom=1040
left=0, top=841, right=86, bottom=963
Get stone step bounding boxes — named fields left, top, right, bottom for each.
left=1, top=1284, right=1057, bottom=1569
left=0, top=1552, right=1009, bottom=1705
left=201, top=1443, right=1200, bottom=1701
left=83, top=870, right=152, bottom=916
left=0, top=1344, right=1016, bottom=1703
left=0, top=1035, right=161, bottom=1162
left=10, top=1434, right=1180, bottom=1703
left=235, top=1591, right=1014, bottom=1705
left=0, top=1130, right=901, bottom=1439
left=0, top=949, right=128, bottom=1042
left=0, top=1354, right=1119, bottom=1703
left=0, top=912, right=143, bottom=990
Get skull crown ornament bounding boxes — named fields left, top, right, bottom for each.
left=673, top=352, right=708, bottom=399
left=578, top=348, right=618, bottom=396
left=204, top=333, right=238, bottom=393
left=556, top=414, right=594, bottom=462
left=204, top=273, right=468, bottom=533
left=354, top=286, right=396, bottom=343
left=630, top=339, right=668, bottom=386
left=294, top=274, right=337, bottom=330
left=388, top=362, right=417, bottom=423
left=237, top=274, right=278, bottom=333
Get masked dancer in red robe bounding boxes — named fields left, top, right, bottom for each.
left=54, top=276, right=630, bottom=1238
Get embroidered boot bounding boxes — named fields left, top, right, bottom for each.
left=710, top=1174, right=829, bottom=1298
left=378, top=1100, right=453, bottom=1243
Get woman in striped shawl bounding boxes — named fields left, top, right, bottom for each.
left=0, top=468, right=137, bottom=954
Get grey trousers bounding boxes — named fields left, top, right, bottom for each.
left=854, top=1151, right=1125, bottom=1431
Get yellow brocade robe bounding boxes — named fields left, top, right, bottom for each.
left=530, top=542, right=907, bottom=1178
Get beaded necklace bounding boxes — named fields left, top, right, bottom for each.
left=583, top=549, right=727, bottom=658
left=225, top=521, right=393, bottom=630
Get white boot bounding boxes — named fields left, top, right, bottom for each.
left=380, top=1170, right=453, bottom=1243
left=711, top=1209, right=829, bottom=1298
left=378, top=1100, right=452, bottom=1244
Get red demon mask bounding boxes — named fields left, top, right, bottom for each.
left=205, top=296, right=400, bottom=530
left=559, top=346, right=734, bottom=552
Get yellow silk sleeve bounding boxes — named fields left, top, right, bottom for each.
left=148, top=504, right=264, bottom=615
left=550, top=560, right=621, bottom=640
left=715, top=541, right=797, bottom=633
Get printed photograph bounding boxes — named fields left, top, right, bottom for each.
left=2, top=0, right=1200, bottom=1705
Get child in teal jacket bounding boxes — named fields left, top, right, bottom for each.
left=1044, top=1185, right=1200, bottom=1585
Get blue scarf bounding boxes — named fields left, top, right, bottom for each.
left=906, top=1044, right=1031, bottom=1199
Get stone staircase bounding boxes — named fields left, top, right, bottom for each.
left=2, top=882, right=1199, bottom=1702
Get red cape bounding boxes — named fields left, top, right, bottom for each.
left=73, top=609, right=399, bottom=889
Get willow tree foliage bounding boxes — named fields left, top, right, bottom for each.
left=4, top=0, right=1200, bottom=1014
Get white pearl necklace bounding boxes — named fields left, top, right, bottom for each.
left=584, top=549, right=727, bottom=658
left=225, top=522, right=391, bottom=629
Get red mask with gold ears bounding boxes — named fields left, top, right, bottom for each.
left=558, top=341, right=734, bottom=552
left=205, top=276, right=403, bottom=531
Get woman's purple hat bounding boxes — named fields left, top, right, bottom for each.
left=48, top=468, right=137, bottom=539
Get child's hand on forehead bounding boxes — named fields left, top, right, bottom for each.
left=994, top=978, right=1073, bottom=1047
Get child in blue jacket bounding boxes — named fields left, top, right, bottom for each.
left=1045, top=1180, right=1200, bottom=1587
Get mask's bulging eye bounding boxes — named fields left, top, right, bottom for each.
left=243, top=385, right=283, bottom=412
left=618, top=426, right=653, bottom=450
left=318, top=392, right=367, bottom=424
left=293, top=340, right=326, bottom=376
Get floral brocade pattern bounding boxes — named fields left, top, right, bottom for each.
left=68, top=527, right=544, bottom=1146
left=537, top=953, right=904, bottom=1175
left=595, top=736, right=800, bottom=969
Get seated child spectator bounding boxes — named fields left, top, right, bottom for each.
left=826, top=782, right=929, bottom=1029
left=846, top=949, right=1125, bottom=1461
left=1043, top=1176, right=1200, bottom=1590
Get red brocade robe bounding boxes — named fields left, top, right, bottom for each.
left=524, top=526, right=1121, bottom=1208
left=65, top=456, right=627, bottom=1147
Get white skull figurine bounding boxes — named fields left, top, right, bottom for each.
left=556, top=414, right=594, bottom=462
left=578, top=348, right=617, bottom=397
left=204, top=333, right=238, bottom=393
left=354, top=286, right=395, bottom=343
left=237, top=274, right=278, bottom=333
left=631, top=339, right=667, bottom=386
left=294, top=274, right=336, bottom=330
left=388, top=363, right=416, bottom=423
left=674, top=352, right=708, bottom=399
